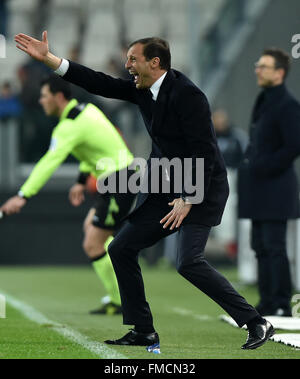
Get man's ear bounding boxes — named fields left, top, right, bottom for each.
left=55, top=92, right=65, bottom=103
left=277, top=67, right=285, bottom=81
left=151, top=57, right=160, bottom=68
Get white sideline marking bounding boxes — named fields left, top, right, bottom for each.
left=220, top=314, right=300, bottom=349
left=3, top=292, right=127, bottom=359
left=220, top=315, right=246, bottom=329
left=172, top=307, right=214, bottom=321
left=271, top=334, right=300, bottom=349
left=220, top=314, right=300, bottom=331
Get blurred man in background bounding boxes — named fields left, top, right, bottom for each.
left=239, top=48, right=300, bottom=317
left=17, top=57, right=54, bottom=162
left=0, top=81, right=22, bottom=121
left=212, top=109, right=248, bottom=255
left=212, top=109, right=247, bottom=170
left=0, top=75, right=136, bottom=315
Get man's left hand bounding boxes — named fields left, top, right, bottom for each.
left=160, top=198, right=192, bottom=230
left=0, top=196, right=27, bottom=215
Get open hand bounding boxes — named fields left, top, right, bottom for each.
left=15, top=31, right=49, bottom=62
left=160, top=198, right=192, bottom=230
left=15, top=31, right=61, bottom=70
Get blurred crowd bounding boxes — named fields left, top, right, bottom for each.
left=0, top=1, right=144, bottom=161
left=0, top=41, right=144, bottom=162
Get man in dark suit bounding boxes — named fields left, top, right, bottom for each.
left=14, top=31, right=274, bottom=350
left=239, top=48, right=300, bottom=317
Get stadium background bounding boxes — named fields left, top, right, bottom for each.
left=0, top=0, right=300, bottom=277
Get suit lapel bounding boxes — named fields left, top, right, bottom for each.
left=151, top=70, right=175, bottom=135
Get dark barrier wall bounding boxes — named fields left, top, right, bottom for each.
left=0, top=191, right=94, bottom=265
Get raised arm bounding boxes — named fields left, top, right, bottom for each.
left=15, top=31, right=138, bottom=103
left=15, top=31, right=61, bottom=70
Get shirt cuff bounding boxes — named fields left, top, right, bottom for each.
left=54, top=58, right=70, bottom=76
left=18, top=190, right=29, bottom=200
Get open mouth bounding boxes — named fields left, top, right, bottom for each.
left=129, top=71, right=139, bottom=84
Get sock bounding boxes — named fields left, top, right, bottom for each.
left=91, top=236, right=121, bottom=306
left=134, top=325, right=155, bottom=334
left=246, top=315, right=265, bottom=331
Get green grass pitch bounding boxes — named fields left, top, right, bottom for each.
left=0, top=263, right=299, bottom=359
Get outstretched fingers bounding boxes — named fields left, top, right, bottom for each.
left=160, top=210, right=173, bottom=226
left=15, top=35, right=30, bottom=47
left=15, top=33, right=32, bottom=44
left=15, top=41, right=28, bottom=51
left=16, top=44, right=27, bottom=53
left=160, top=211, right=177, bottom=230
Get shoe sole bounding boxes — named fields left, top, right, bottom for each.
left=105, top=342, right=158, bottom=346
left=242, top=327, right=275, bottom=350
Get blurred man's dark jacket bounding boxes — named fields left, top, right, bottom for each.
left=238, top=84, right=300, bottom=219
left=216, top=126, right=246, bottom=169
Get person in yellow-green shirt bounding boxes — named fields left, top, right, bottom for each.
left=0, top=75, right=136, bottom=315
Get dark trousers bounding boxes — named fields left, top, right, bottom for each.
left=251, top=220, right=292, bottom=310
left=108, top=196, right=258, bottom=328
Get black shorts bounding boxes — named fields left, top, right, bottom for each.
left=92, top=192, right=136, bottom=230
left=92, top=168, right=137, bottom=230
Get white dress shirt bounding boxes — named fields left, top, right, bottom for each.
left=54, top=58, right=70, bottom=76
left=149, top=72, right=167, bottom=101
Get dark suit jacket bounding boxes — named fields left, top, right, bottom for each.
left=238, top=84, right=300, bottom=220
left=63, top=62, right=229, bottom=226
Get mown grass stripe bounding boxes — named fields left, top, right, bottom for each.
left=2, top=291, right=127, bottom=360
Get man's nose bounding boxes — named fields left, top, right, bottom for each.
left=125, top=60, right=130, bottom=70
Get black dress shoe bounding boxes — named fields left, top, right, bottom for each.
left=105, top=329, right=159, bottom=346
left=242, top=320, right=275, bottom=350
